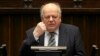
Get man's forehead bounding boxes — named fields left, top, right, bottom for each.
left=42, top=4, right=59, bottom=12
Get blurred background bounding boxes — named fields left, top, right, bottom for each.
left=0, top=0, right=100, bottom=56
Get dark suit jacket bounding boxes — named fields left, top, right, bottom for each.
left=19, top=23, right=85, bottom=56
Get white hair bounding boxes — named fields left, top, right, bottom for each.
left=40, top=2, right=62, bottom=18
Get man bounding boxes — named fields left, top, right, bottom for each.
left=19, top=2, right=85, bottom=56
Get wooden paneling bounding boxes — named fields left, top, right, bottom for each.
left=0, top=0, right=22, bottom=7
left=32, top=0, right=72, bottom=8
left=83, top=0, right=100, bottom=8
left=0, top=0, right=100, bottom=8
left=0, top=8, right=100, bottom=56
left=0, top=0, right=100, bottom=56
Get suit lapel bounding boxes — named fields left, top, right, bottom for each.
left=38, top=24, right=69, bottom=46
left=59, top=29, right=66, bottom=46
left=39, top=29, right=67, bottom=46
left=58, top=24, right=69, bottom=46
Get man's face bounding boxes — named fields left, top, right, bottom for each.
left=41, top=6, right=61, bottom=32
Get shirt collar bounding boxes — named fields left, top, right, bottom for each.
left=45, top=28, right=59, bottom=35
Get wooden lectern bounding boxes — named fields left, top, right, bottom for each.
left=31, top=46, right=67, bottom=56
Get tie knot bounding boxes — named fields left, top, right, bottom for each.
left=49, top=32, right=55, bottom=37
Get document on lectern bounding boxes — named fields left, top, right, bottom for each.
left=31, top=46, right=67, bottom=51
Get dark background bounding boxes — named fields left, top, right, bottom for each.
left=0, top=0, right=100, bottom=56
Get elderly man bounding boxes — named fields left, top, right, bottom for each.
left=19, top=2, right=85, bottom=56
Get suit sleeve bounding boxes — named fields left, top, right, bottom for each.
left=19, top=30, right=39, bottom=56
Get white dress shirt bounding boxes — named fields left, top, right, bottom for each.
left=44, top=29, right=59, bottom=46
left=33, top=29, right=59, bottom=46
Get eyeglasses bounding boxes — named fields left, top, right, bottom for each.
left=43, top=15, right=59, bottom=20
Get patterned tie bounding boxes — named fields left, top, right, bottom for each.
left=48, top=32, right=56, bottom=46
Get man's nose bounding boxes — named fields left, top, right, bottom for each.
left=49, top=16, right=53, bottom=21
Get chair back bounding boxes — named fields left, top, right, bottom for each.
left=0, top=44, right=7, bottom=56
left=91, top=44, right=99, bottom=56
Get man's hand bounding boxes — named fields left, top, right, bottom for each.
left=33, top=22, right=46, bottom=38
